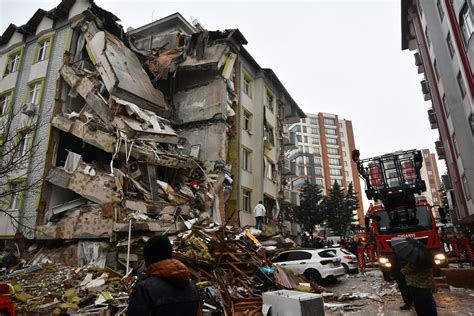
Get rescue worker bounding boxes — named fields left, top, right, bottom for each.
left=393, top=252, right=413, bottom=310
left=401, top=257, right=438, bottom=315
left=126, top=235, right=200, bottom=316
left=253, top=201, right=266, bottom=230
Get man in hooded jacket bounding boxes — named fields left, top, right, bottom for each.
left=126, top=235, right=200, bottom=316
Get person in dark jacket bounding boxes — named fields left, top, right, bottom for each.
left=126, top=235, right=200, bottom=316
left=392, top=252, right=413, bottom=310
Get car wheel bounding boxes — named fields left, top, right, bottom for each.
left=342, top=263, right=349, bottom=274
left=304, top=269, right=322, bottom=283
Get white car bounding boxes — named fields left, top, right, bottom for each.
left=271, top=249, right=345, bottom=282
left=324, top=248, right=359, bottom=273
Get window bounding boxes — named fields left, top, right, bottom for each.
left=242, top=189, right=252, bottom=212
left=425, top=26, right=431, bottom=48
left=452, top=133, right=460, bottom=157
left=298, top=145, right=303, bottom=152
left=462, top=174, right=471, bottom=200
left=312, top=137, right=319, bottom=144
left=314, top=168, right=323, bottom=176
left=431, top=188, right=437, bottom=193
left=442, top=94, right=449, bottom=117
left=265, top=157, right=276, bottom=181
left=0, top=92, right=12, bottom=115
left=8, top=182, right=23, bottom=211
left=314, top=157, right=321, bottom=165
left=311, top=127, right=318, bottom=135
left=330, top=168, right=341, bottom=176
left=310, top=118, right=318, bottom=125
left=5, top=51, right=22, bottom=75
left=457, top=71, right=467, bottom=98
left=428, top=170, right=433, bottom=176
left=345, top=171, right=349, bottom=177
left=326, top=138, right=338, bottom=145
left=343, top=151, right=347, bottom=157
left=460, top=4, right=473, bottom=46
left=296, top=156, right=303, bottom=164
left=264, top=122, right=274, bottom=146
left=265, top=91, right=274, bottom=112
left=446, top=32, right=455, bottom=58
left=17, top=130, right=33, bottom=157
left=329, top=158, right=340, bottom=165
left=242, top=147, right=252, bottom=171
left=304, top=156, right=309, bottom=164
left=36, top=38, right=51, bottom=62
left=296, top=135, right=302, bottom=142
left=302, top=126, right=307, bottom=133
left=29, top=82, right=42, bottom=105
left=243, top=109, right=252, bottom=132
left=436, top=0, right=444, bottom=21
left=315, top=178, right=324, bottom=186
left=304, top=136, right=308, bottom=143
left=328, top=147, right=339, bottom=155
left=331, top=178, right=343, bottom=186
left=243, top=76, right=252, bottom=97
left=313, top=147, right=321, bottom=154
left=324, top=118, right=335, bottom=125
left=299, top=166, right=305, bottom=176
left=325, top=128, right=336, bottom=135
left=290, top=125, right=300, bottom=133
left=340, top=132, right=344, bottom=137
left=434, top=59, right=440, bottom=81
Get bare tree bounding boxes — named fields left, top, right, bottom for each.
left=0, top=104, right=48, bottom=235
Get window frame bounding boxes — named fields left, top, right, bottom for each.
left=457, top=71, right=467, bottom=98
left=242, top=187, right=252, bottom=212
left=7, top=178, right=26, bottom=212
left=446, top=32, right=455, bottom=58
left=326, top=137, right=338, bottom=145
left=460, top=4, right=474, bottom=47
left=0, top=89, right=14, bottom=116
left=323, top=118, right=336, bottom=126
left=33, top=34, right=54, bottom=64
left=242, top=146, right=252, bottom=172
left=242, top=108, right=252, bottom=132
left=3, top=48, right=24, bottom=76
left=265, top=88, right=275, bottom=113
left=242, top=71, right=253, bottom=98
left=325, top=128, right=336, bottom=135
left=16, top=126, right=35, bottom=158
left=436, top=0, right=444, bottom=21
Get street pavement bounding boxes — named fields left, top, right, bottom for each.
left=322, top=268, right=474, bottom=315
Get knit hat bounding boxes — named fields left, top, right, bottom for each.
left=143, top=235, right=173, bottom=264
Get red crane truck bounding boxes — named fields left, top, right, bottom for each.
left=352, top=149, right=447, bottom=280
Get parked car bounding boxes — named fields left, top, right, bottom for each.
left=271, top=249, right=345, bottom=282
left=324, top=247, right=359, bottom=273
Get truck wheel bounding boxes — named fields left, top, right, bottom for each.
left=382, top=270, right=392, bottom=281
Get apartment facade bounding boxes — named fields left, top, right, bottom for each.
left=289, top=112, right=365, bottom=225
left=0, top=1, right=304, bottom=240
left=419, top=148, right=443, bottom=216
left=401, top=0, right=474, bottom=224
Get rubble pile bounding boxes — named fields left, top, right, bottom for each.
left=1, top=263, right=128, bottom=315
left=173, top=226, right=325, bottom=315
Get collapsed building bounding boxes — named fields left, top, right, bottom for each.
left=0, top=0, right=304, bottom=268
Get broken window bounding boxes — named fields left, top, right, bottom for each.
left=242, top=189, right=251, bottom=212
left=35, top=38, right=51, bottom=62
left=5, top=50, right=21, bottom=75
left=265, top=91, right=274, bottom=112
left=264, top=157, right=276, bottom=181
left=0, top=91, right=11, bottom=115
left=264, top=122, right=274, bottom=146
left=28, top=81, right=42, bottom=105
left=243, top=109, right=252, bottom=132
left=242, top=147, right=252, bottom=172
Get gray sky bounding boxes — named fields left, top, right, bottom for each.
left=1, top=0, right=444, bottom=208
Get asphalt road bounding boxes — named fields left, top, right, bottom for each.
left=322, top=268, right=474, bottom=315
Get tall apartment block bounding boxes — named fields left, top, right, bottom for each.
left=420, top=149, right=443, bottom=216
left=401, top=0, right=474, bottom=224
left=289, top=113, right=365, bottom=225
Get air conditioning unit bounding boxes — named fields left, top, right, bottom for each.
left=21, top=103, right=35, bottom=116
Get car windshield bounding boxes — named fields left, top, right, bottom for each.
left=374, top=205, right=433, bottom=234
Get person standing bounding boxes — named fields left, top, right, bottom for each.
left=393, top=252, right=413, bottom=310
left=126, top=235, right=200, bottom=316
left=253, top=201, right=266, bottom=230
left=401, top=258, right=437, bottom=315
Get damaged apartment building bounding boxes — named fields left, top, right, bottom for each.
left=0, top=0, right=304, bottom=262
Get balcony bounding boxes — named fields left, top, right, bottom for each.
left=435, top=140, right=445, bottom=160
left=414, top=52, right=425, bottom=74
left=283, top=188, right=300, bottom=206
left=282, top=158, right=296, bottom=177
left=283, top=130, right=297, bottom=150
left=427, top=109, right=438, bottom=129
left=284, top=104, right=301, bottom=124
left=421, top=80, right=431, bottom=101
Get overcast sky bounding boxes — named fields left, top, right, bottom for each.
left=1, top=0, right=444, bottom=208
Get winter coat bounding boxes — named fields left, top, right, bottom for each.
left=401, top=262, right=436, bottom=292
left=253, top=203, right=266, bottom=217
left=126, top=258, right=200, bottom=316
